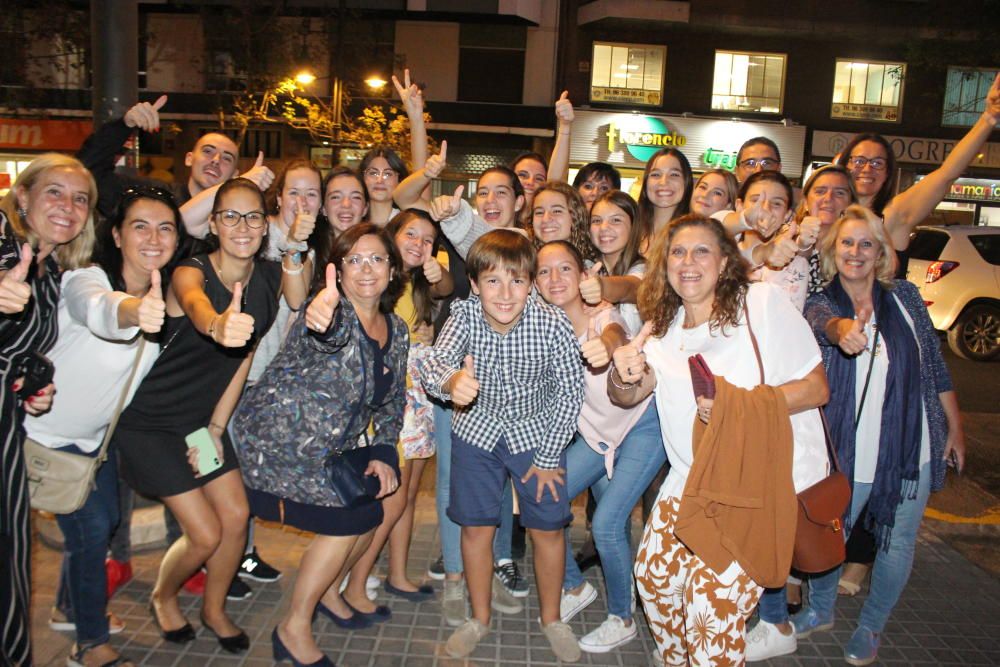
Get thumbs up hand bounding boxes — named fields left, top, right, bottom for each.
left=580, top=317, right=612, bottom=368
left=0, top=243, right=33, bottom=314
left=242, top=151, right=275, bottom=191
left=212, top=281, right=255, bottom=347
left=429, top=185, right=464, bottom=222
left=288, top=198, right=316, bottom=244
left=796, top=215, right=821, bottom=251
left=306, top=263, right=341, bottom=332
left=837, top=306, right=871, bottom=356
left=137, top=269, right=166, bottom=333
left=612, top=321, right=653, bottom=384
left=424, top=140, right=447, bottom=179
left=124, top=94, right=168, bottom=132
left=767, top=220, right=800, bottom=269
left=448, top=354, right=480, bottom=407
left=554, top=90, right=575, bottom=125
left=422, top=253, right=443, bottom=285
left=579, top=261, right=604, bottom=305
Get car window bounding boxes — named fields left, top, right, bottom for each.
left=969, top=234, right=1000, bottom=266
left=907, top=230, right=949, bottom=261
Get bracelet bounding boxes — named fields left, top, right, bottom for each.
left=207, top=314, right=220, bottom=342
left=282, top=262, right=304, bottom=276
left=208, top=422, right=225, bottom=432
left=609, top=365, right=638, bottom=391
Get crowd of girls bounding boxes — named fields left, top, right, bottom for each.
left=1, top=70, right=995, bottom=667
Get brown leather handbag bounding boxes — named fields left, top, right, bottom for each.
left=744, top=304, right=852, bottom=574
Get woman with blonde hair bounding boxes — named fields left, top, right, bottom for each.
left=0, top=153, right=97, bottom=666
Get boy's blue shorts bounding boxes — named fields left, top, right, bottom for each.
left=447, top=433, right=571, bottom=531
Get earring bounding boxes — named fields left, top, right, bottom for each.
left=17, top=207, right=27, bottom=219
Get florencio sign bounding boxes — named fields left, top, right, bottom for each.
left=606, top=117, right=687, bottom=162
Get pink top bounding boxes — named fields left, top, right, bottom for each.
left=577, top=306, right=653, bottom=478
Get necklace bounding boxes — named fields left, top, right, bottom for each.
left=209, top=254, right=254, bottom=294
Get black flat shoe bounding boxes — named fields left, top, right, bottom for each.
left=272, top=627, right=335, bottom=666
left=200, top=613, right=250, bottom=653
left=148, top=601, right=195, bottom=643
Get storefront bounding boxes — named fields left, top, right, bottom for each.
left=0, top=118, right=94, bottom=195
left=568, top=110, right=808, bottom=194
left=811, top=130, right=1000, bottom=226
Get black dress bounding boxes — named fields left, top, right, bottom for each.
left=0, top=213, right=61, bottom=667
left=115, top=255, right=280, bottom=498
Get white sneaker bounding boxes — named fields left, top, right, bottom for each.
left=746, top=619, right=797, bottom=662
left=578, top=615, right=638, bottom=653
left=559, top=581, right=598, bottom=623
left=338, top=574, right=379, bottom=600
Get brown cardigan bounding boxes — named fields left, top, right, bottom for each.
left=674, top=377, right=797, bottom=588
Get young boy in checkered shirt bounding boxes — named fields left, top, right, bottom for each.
left=421, top=230, right=585, bottom=662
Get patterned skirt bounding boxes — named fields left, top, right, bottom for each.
left=399, top=343, right=435, bottom=460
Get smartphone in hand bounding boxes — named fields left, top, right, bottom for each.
left=185, top=427, right=222, bottom=476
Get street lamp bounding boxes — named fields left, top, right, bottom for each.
left=291, top=69, right=389, bottom=145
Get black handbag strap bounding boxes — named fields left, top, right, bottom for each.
left=854, top=326, right=880, bottom=432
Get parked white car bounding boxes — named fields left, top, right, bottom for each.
left=906, top=226, right=1000, bottom=361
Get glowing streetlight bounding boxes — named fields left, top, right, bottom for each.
left=295, top=69, right=317, bottom=86
left=365, top=76, right=388, bottom=90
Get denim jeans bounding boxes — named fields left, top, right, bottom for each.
left=758, top=585, right=790, bottom=624
left=803, top=462, right=931, bottom=633
left=563, top=402, right=665, bottom=619
left=433, top=402, right=514, bottom=575
left=55, top=446, right=121, bottom=646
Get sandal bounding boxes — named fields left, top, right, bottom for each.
left=838, top=578, right=862, bottom=596
left=67, top=643, right=135, bottom=667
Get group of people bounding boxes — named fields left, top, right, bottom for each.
left=1, top=68, right=995, bottom=667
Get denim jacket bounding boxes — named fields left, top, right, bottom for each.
left=232, top=299, right=408, bottom=507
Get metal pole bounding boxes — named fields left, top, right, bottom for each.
left=90, top=0, right=138, bottom=128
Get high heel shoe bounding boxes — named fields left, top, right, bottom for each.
left=148, top=601, right=195, bottom=643
left=272, top=627, right=335, bottom=666
left=200, top=612, right=249, bottom=653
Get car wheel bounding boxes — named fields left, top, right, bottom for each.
left=947, top=304, right=1000, bottom=361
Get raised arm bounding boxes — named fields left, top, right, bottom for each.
left=884, top=73, right=1000, bottom=249
left=393, top=70, right=429, bottom=174
left=546, top=91, right=574, bottom=183
left=393, top=140, right=447, bottom=211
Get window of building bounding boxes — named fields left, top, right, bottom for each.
left=590, top=42, right=666, bottom=107
left=942, top=67, right=999, bottom=127
left=832, top=59, right=906, bottom=122
left=457, top=24, right=526, bottom=104
left=711, top=51, right=785, bottom=114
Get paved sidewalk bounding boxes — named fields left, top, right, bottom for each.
left=29, top=490, right=1000, bottom=666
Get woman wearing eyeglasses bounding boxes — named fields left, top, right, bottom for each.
left=835, top=73, right=999, bottom=276
left=233, top=223, right=407, bottom=666
left=113, top=178, right=283, bottom=654
left=24, top=185, right=187, bottom=667
left=360, top=147, right=409, bottom=226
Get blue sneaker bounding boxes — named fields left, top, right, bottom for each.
left=790, top=606, right=834, bottom=639
left=845, top=626, right=880, bottom=666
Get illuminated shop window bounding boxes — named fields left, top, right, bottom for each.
left=590, top=42, right=666, bottom=107
left=942, top=67, right=999, bottom=127
left=832, top=59, right=906, bottom=123
left=711, top=51, right=785, bottom=114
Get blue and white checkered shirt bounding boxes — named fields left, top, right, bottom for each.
left=421, top=293, right=584, bottom=470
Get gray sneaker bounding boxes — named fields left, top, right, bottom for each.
left=541, top=620, right=581, bottom=663
left=445, top=618, right=490, bottom=659
left=443, top=579, right=468, bottom=627
left=490, top=577, right=524, bottom=614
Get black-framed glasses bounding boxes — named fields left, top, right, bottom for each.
left=213, top=209, right=267, bottom=229
left=847, top=156, right=888, bottom=171
left=738, top=158, right=780, bottom=170
left=363, top=168, right=397, bottom=181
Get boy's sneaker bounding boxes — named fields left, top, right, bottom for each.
left=490, top=577, right=524, bottom=615
left=445, top=618, right=489, bottom=659
left=578, top=615, right=638, bottom=653
left=443, top=579, right=468, bottom=627
left=338, top=574, right=378, bottom=600
left=560, top=581, right=597, bottom=623
left=790, top=606, right=834, bottom=639
left=226, top=576, right=252, bottom=601
left=540, top=620, right=581, bottom=663
left=746, top=620, right=797, bottom=662
left=493, top=560, right=529, bottom=598
left=49, top=608, right=125, bottom=635
left=427, top=555, right=446, bottom=581
left=238, top=548, right=282, bottom=582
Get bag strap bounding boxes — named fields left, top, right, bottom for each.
left=96, top=337, right=146, bottom=464
left=744, top=300, right=765, bottom=386
left=854, top=326, right=880, bottom=432
left=818, top=407, right=844, bottom=474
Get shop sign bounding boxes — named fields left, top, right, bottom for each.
left=606, top=117, right=686, bottom=162
left=830, top=103, right=899, bottom=123
left=943, top=178, right=1000, bottom=203
left=813, top=130, right=1000, bottom=169
left=591, top=86, right=662, bottom=106
left=702, top=147, right=738, bottom=170
left=0, top=119, right=92, bottom=151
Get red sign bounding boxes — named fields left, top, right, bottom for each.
left=0, top=119, right=93, bottom=151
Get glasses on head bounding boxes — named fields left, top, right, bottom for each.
left=738, top=158, right=779, bottom=170
left=213, top=209, right=267, bottom=229
left=342, top=253, right=390, bottom=270
left=120, top=184, right=176, bottom=208
left=364, top=168, right=397, bottom=181
left=847, top=156, right=888, bottom=171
